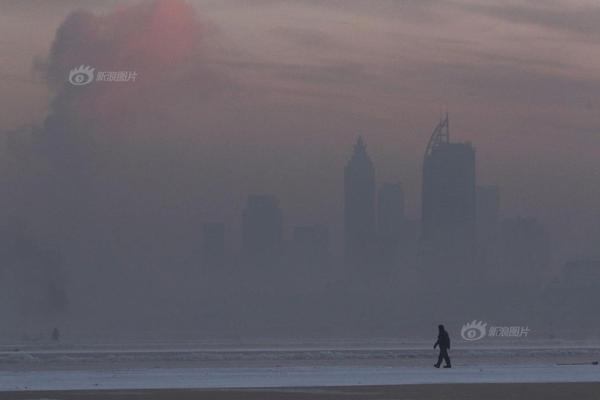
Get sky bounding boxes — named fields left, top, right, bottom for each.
left=0, top=0, right=599, bottom=260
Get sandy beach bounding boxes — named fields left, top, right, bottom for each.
left=1, top=383, right=600, bottom=400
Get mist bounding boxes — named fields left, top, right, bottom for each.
left=0, top=0, right=599, bottom=343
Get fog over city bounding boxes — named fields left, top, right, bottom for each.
left=1, top=0, right=600, bottom=342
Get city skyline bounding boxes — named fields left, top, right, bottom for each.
left=2, top=1, right=600, bottom=240
left=3, top=2, right=600, bottom=397
left=202, top=115, right=504, bottom=264
left=0, top=0, right=598, bottom=341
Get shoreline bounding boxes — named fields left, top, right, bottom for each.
left=2, top=382, right=600, bottom=400
left=3, top=363, right=600, bottom=392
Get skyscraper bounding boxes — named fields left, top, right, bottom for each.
left=344, top=136, right=376, bottom=269
left=242, top=194, right=283, bottom=266
left=422, top=114, right=476, bottom=242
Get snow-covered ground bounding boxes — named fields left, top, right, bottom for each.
left=1, top=343, right=599, bottom=391
left=2, top=364, right=600, bottom=391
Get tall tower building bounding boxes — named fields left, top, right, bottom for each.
left=422, top=115, right=476, bottom=242
left=242, top=194, right=283, bottom=266
left=344, top=136, right=376, bottom=268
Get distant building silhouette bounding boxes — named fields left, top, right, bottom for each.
left=377, top=182, right=405, bottom=269
left=422, top=114, right=476, bottom=242
left=419, top=115, right=477, bottom=288
left=202, top=222, right=226, bottom=268
left=344, top=136, right=376, bottom=271
left=242, top=194, right=283, bottom=266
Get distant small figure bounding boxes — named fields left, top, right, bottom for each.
left=433, top=324, right=451, bottom=368
left=52, top=327, right=60, bottom=342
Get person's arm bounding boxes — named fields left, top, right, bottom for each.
left=433, top=338, right=439, bottom=349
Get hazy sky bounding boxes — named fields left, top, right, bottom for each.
left=0, top=0, right=599, bottom=258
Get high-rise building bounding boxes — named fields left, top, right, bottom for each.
left=344, top=136, right=376, bottom=268
left=422, top=114, right=476, bottom=242
left=242, top=194, right=283, bottom=265
left=477, top=186, right=500, bottom=236
left=202, top=222, right=226, bottom=268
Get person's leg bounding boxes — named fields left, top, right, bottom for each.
left=442, top=348, right=451, bottom=367
left=435, top=350, right=443, bottom=367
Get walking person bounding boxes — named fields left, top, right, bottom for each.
left=433, top=324, right=451, bottom=368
